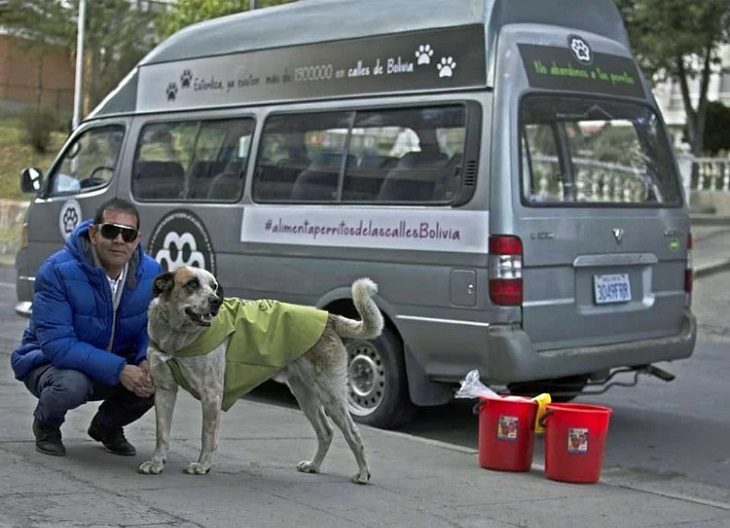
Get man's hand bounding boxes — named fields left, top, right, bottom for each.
left=138, top=359, right=153, bottom=387
left=119, top=364, right=155, bottom=398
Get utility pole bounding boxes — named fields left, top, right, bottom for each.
left=72, top=0, right=86, bottom=130
left=250, top=0, right=256, bottom=10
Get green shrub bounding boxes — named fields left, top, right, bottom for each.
left=18, top=106, right=59, bottom=154
left=704, top=101, right=730, bottom=156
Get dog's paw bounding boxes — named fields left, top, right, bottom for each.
left=138, top=459, right=165, bottom=475
left=296, top=460, right=320, bottom=474
left=351, top=470, right=371, bottom=485
left=184, top=462, right=211, bottom=475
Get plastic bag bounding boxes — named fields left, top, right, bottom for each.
left=455, top=369, right=521, bottom=400
left=455, top=369, right=552, bottom=432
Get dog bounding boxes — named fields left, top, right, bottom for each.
left=138, top=266, right=383, bottom=484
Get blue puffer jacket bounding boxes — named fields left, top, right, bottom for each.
left=10, top=220, right=163, bottom=386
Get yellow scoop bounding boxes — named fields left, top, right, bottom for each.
left=531, top=393, right=552, bottom=433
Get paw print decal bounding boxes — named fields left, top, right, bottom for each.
left=180, top=69, right=193, bottom=89
left=166, top=82, right=178, bottom=102
left=569, top=35, right=592, bottom=64
left=62, top=207, right=78, bottom=234
left=58, top=199, right=82, bottom=240
left=437, top=57, right=457, bottom=78
left=415, top=44, right=434, bottom=65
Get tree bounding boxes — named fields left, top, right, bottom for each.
left=0, top=1, right=161, bottom=119
left=156, top=0, right=295, bottom=39
left=615, top=0, right=730, bottom=156
left=76, top=0, right=159, bottom=114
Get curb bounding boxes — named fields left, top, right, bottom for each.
left=690, top=214, right=730, bottom=226
left=694, top=259, right=730, bottom=279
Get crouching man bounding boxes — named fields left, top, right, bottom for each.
left=10, top=198, right=162, bottom=456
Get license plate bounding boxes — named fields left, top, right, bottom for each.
left=593, top=273, right=631, bottom=304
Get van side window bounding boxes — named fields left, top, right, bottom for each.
left=253, top=105, right=467, bottom=204
left=520, top=95, right=681, bottom=206
left=47, top=125, right=124, bottom=196
left=254, top=111, right=351, bottom=202
left=133, top=118, right=254, bottom=201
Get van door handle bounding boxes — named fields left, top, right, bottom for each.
left=573, top=253, right=658, bottom=267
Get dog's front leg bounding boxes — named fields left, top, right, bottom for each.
left=184, top=391, right=222, bottom=475
left=139, top=384, right=178, bottom=475
left=184, top=349, right=225, bottom=475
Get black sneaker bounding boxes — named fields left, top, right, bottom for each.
left=33, top=419, right=66, bottom=456
left=88, top=417, right=136, bottom=456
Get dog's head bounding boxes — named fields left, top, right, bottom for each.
left=151, top=266, right=224, bottom=328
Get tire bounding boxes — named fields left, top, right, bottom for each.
left=345, top=326, right=415, bottom=430
left=507, top=375, right=589, bottom=403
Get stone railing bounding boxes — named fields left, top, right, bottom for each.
left=0, top=200, right=29, bottom=259
left=678, top=155, right=730, bottom=213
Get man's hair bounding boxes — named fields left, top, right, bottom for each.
left=93, top=198, right=141, bottom=230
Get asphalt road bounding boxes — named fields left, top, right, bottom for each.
left=0, top=264, right=727, bottom=506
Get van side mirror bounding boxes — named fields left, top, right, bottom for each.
left=20, top=167, right=43, bottom=193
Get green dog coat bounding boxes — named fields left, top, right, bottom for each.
left=163, top=298, right=328, bottom=411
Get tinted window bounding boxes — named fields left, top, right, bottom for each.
left=520, top=95, right=682, bottom=206
left=133, top=118, right=254, bottom=201
left=253, top=105, right=467, bottom=204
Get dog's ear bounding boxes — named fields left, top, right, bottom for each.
left=152, top=271, right=175, bottom=298
left=215, top=281, right=224, bottom=299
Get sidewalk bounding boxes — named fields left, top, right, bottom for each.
left=691, top=213, right=730, bottom=278
left=1, top=351, right=728, bottom=528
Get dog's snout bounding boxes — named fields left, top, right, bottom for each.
left=209, top=296, right=222, bottom=314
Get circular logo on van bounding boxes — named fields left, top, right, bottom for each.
left=59, top=199, right=82, bottom=240
left=147, top=210, right=216, bottom=274
left=568, top=35, right=592, bottom=65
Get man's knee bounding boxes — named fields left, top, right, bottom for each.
left=46, top=369, right=93, bottom=406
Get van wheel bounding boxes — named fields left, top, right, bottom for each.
left=346, top=327, right=414, bottom=430
left=507, top=375, right=589, bottom=403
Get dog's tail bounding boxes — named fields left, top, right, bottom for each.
left=331, top=278, right=384, bottom=340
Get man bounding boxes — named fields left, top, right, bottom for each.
left=11, top=198, right=162, bottom=457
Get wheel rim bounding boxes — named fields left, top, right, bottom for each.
left=346, top=339, right=386, bottom=417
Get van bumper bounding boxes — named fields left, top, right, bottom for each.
left=482, top=310, right=697, bottom=383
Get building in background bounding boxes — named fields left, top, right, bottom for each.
left=0, top=0, right=174, bottom=114
left=0, top=31, right=75, bottom=113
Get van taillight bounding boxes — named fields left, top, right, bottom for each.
left=489, top=235, right=523, bottom=305
left=685, top=233, right=693, bottom=293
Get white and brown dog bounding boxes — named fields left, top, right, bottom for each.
left=138, top=266, right=383, bottom=484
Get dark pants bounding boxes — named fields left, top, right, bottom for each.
left=23, top=364, right=154, bottom=428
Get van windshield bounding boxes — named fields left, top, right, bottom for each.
left=519, top=95, right=682, bottom=207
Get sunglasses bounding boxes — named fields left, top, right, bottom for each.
left=96, top=223, right=139, bottom=243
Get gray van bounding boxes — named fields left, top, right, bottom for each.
left=16, top=0, right=696, bottom=429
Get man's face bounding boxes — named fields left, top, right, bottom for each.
left=88, top=210, right=140, bottom=275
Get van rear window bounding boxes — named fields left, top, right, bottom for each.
left=519, top=95, right=682, bottom=207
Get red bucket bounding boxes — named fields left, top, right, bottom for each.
left=477, top=397, right=538, bottom=472
left=540, top=402, right=612, bottom=484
